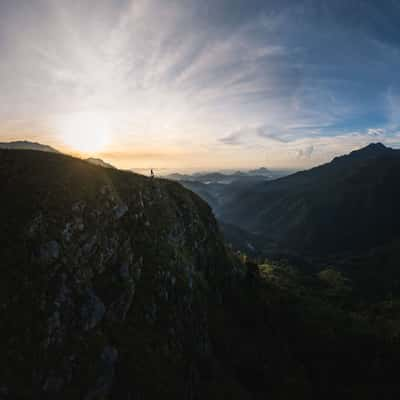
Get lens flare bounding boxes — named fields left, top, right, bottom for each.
left=58, top=112, right=111, bottom=153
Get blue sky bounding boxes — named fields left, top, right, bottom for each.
left=1, top=0, right=400, bottom=169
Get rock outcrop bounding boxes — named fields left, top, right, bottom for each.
left=0, top=149, right=243, bottom=399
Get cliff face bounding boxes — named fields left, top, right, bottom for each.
left=0, top=150, right=244, bottom=399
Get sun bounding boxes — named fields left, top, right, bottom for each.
left=58, top=111, right=111, bottom=154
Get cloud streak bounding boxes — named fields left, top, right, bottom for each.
left=0, top=0, right=400, bottom=168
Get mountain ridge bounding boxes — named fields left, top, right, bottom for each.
left=0, top=140, right=59, bottom=153
left=219, top=143, right=400, bottom=255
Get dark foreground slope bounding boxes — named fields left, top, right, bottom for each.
left=2, top=149, right=400, bottom=400
left=220, top=143, right=400, bottom=255
left=0, top=149, right=247, bottom=399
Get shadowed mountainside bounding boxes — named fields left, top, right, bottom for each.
left=2, top=149, right=400, bottom=399
left=0, top=149, right=249, bottom=399
left=220, top=143, right=400, bottom=255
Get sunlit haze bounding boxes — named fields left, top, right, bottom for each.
left=1, top=0, right=400, bottom=170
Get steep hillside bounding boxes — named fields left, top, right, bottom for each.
left=220, top=143, right=400, bottom=255
left=0, top=149, right=249, bottom=399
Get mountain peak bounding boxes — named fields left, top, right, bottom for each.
left=366, top=142, right=387, bottom=149
left=351, top=142, right=392, bottom=156
left=330, top=143, right=394, bottom=164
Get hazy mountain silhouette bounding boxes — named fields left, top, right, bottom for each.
left=220, top=143, right=400, bottom=255
left=0, top=140, right=59, bottom=153
left=85, top=157, right=115, bottom=169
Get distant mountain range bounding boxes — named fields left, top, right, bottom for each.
left=0, top=140, right=116, bottom=169
left=165, top=168, right=294, bottom=219
left=0, top=140, right=59, bottom=153
left=219, top=143, right=400, bottom=255
left=165, top=167, right=292, bottom=184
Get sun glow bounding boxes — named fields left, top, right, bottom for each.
left=58, top=112, right=111, bottom=154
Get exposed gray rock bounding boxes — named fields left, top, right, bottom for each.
left=119, top=262, right=131, bottom=281
left=85, top=346, right=118, bottom=400
left=114, top=203, right=128, bottom=219
left=72, top=201, right=86, bottom=214
left=62, top=222, right=73, bottom=242
left=40, top=240, right=60, bottom=263
left=107, top=287, right=135, bottom=322
left=81, top=289, right=106, bottom=331
left=43, top=374, right=64, bottom=393
left=27, top=213, right=43, bottom=237
left=83, top=235, right=98, bottom=256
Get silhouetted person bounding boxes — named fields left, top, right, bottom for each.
left=150, top=169, right=154, bottom=179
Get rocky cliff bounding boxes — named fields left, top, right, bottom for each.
left=0, top=149, right=246, bottom=399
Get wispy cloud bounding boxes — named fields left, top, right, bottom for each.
left=0, top=0, right=400, bottom=168
left=296, top=145, right=314, bottom=159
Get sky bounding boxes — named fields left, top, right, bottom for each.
left=1, top=0, right=400, bottom=170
